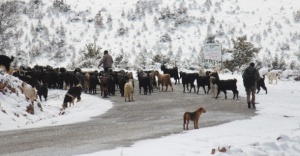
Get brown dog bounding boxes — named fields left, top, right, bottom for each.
left=183, top=107, right=206, bottom=130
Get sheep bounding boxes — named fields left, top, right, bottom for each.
left=266, top=72, right=278, bottom=84
left=153, top=70, right=173, bottom=91
left=21, top=82, right=37, bottom=105
left=257, top=75, right=267, bottom=94
left=0, top=55, right=14, bottom=73
left=210, top=72, right=239, bottom=99
left=124, top=79, right=134, bottom=102
left=161, top=64, right=180, bottom=85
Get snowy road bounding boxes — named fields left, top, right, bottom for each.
left=0, top=81, right=255, bottom=156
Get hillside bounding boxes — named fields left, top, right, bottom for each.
left=1, top=0, right=300, bottom=70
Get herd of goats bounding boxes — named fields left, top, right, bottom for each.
left=0, top=54, right=270, bottom=112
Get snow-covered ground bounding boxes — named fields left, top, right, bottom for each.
left=76, top=72, right=300, bottom=156
left=1, top=69, right=300, bottom=155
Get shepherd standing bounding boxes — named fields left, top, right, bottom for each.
left=242, top=62, right=260, bottom=109
left=98, top=50, right=113, bottom=72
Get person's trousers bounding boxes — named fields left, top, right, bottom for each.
left=246, top=85, right=256, bottom=104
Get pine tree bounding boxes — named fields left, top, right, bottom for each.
left=290, top=60, right=296, bottom=70
left=204, top=34, right=216, bottom=43
left=294, top=45, right=300, bottom=61
left=153, top=54, right=162, bottom=63
left=210, top=14, right=215, bottom=24
left=95, top=11, right=104, bottom=28
left=231, top=35, right=260, bottom=68
left=279, top=53, right=286, bottom=69
left=137, top=48, right=148, bottom=68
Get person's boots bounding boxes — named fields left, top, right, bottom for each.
left=248, top=102, right=251, bottom=109
left=252, top=103, right=256, bottom=109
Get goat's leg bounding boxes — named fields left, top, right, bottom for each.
left=215, top=90, right=221, bottom=99
left=202, top=86, right=207, bottom=94
left=139, top=85, right=141, bottom=94
left=224, top=90, right=227, bottom=99
left=189, top=83, right=192, bottom=93
left=170, top=82, right=173, bottom=91
left=232, top=90, right=236, bottom=99
left=256, top=87, right=260, bottom=94
left=263, top=85, right=267, bottom=94
left=207, top=85, right=210, bottom=94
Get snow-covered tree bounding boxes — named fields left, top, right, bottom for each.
left=293, top=10, right=300, bottom=22
left=0, top=1, right=21, bottom=53
left=231, top=35, right=261, bottom=68
left=94, top=11, right=104, bottom=28
left=272, top=53, right=279, bottom=69
left=136, top=47, right=148, bottom=68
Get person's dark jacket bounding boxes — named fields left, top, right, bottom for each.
left=98, top=54, right=113, bottom=68
left=242, top=66, right=260, bottom=88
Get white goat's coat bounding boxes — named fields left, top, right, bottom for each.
left=266, top=72, right=278, bottom=84
left=124, top=79, right=133, bottom=102
left=21, top=82, right=37, bottom=105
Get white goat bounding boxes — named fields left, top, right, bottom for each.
left=124, top=79, right=134, bottom=102
left=266, top=72, right=278, bottom=84
left=21, top=82, right=37, bottom=105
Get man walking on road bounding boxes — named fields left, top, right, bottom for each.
left=242, top=62, right=260, bottom=109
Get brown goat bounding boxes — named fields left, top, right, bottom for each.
left=153, top=70, right=173, bottom=91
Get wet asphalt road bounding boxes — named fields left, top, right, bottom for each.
left=0, top=81, right=255, bottom=156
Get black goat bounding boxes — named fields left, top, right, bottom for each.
left=161, top=64, right=180, bottom=85
left=257, top=75, right=267, bottom=94
left=62, top=84, right=82, bottom=108
left=36, top=83, right=48, bottom=101
left=210, top=72, right=239, bottom=99
left=117, top=72, right=129, bottom=97
left=180, top=72, right=198, bottom=93
left=89, top=74, right=98, bottom=94
left=137, top=69, right=151, bottom=95
left=196, top=75, right=211, bottom=94
left=180, top=71, right=189, bottom=92
left=0, top=55, right=14, bottom=72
